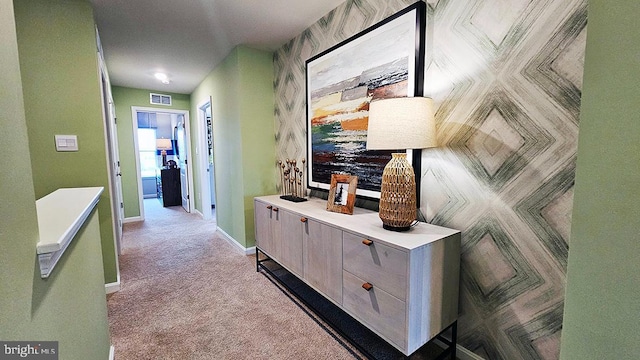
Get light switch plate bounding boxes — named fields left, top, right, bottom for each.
left=54, top=135, right=78, bottom=152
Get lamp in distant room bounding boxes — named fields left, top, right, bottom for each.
left=366, top=97, right=437, bottom=231
left=156, top=138, right=173, bottom=167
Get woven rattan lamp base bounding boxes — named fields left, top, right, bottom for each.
left=378, top=153, right=416, bottom=231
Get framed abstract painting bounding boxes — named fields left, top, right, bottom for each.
left=305, top=2, right=426, bottom=199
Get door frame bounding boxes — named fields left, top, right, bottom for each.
left=175, top=116, right=191, bottom=213
left=131, top=106, right=194, bottom=220
left=96, top=43, right=122, bottom=291
left=196, top=98, right=216, bottom=221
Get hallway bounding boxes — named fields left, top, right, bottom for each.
left=106, top=199, right=358, bottom=359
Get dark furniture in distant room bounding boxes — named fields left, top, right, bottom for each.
left=158, top=168, right=181, bottom=207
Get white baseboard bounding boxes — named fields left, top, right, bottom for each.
left=105, top=273, right=121, bottom=294
left=194, top=208, right=218, bottom=222
left=123, top=216, right=142, bottom=224
left=108, top=345, right=115, bottom=360
left=217, top=226, right=255, bottom=255
left=433, top=338, right=484, bottom=360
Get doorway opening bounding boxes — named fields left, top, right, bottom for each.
left=197, top=98, right=217, bottom=221
left=131, top=107, right=193, bottom=220
left=97, top=52, right=122, bottom=291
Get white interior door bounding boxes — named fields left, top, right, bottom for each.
left=108, top=98, right=124, bottom=251
left=99, top=57, right=123, bottom=255
left=176, top=117, right=190, bottom=212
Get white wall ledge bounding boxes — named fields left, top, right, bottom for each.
left=36, top=187, right=103, bottom=278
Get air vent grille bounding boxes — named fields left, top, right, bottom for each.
left=150, top=93, right=172, bottom=106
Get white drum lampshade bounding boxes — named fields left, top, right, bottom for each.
left=366, top=97, right=437, bottom=231
left=156, top=138, right=173, bottom=167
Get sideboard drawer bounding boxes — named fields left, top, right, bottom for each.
left=343, top=231, right=408, bottom=301
left=342, top=270, right=406, bottom=348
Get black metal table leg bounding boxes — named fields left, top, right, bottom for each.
left=255, top=248, right=260, bottom=272
left=451, top=321, right=457, bottom=360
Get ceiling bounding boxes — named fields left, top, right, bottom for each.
left=90, top=0, right=345, bottom=94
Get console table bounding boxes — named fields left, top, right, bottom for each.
left=254, top=195, right=461, bottom=358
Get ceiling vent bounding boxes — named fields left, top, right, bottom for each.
left=150, top=93, right=172, bottom=106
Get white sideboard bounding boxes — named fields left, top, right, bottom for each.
left=254, top=195, right=461, bottom=356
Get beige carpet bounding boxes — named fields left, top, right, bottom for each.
left=107, top=199, right=450, bottom=359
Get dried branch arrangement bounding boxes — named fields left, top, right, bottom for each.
left=278, top=158, right=307, bottom=202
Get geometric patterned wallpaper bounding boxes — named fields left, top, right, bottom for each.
left=273, top=0, right=587, bottom=359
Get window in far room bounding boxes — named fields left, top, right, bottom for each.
left=138, top=128, right=157, bottom=178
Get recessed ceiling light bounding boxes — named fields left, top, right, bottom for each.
left=161, top=79, right=171, bottom=85
left=154, top=72, right=168, bottom=81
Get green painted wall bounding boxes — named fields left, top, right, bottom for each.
left=560, top=1, right=640, bottom=359
left=0, top=0, right=40, bottom=321
left=1, top=1, right=111, bottom=357
left=13, top=0, right=117, bottom=284
left=238, top=47, right=278, bottom=247
left=190, top=46, right=276, bottom=248
left=111, top=86, right=190, bottom=218
left=191, top=48, right=243, bottom=242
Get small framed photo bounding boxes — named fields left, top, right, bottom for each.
left=327, top=174, right=358, bottom=215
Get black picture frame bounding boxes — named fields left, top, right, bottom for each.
left=305, top=2, right=426, bottom=200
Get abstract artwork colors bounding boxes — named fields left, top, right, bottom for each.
left=305, top=2, right=425, bottom=199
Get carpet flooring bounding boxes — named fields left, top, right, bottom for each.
left=107, top=199, right=452, bottom=359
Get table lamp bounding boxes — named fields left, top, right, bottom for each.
left=366, top=97, right=437, bottom=231
left=156, top=138, right=173, bottom=167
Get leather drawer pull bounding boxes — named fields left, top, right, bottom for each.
left=362, top=239, right=373, bottom=246
left=300, top=217, right=308, bottom=223
left=266, top=205, right=272, bottom=209
left=272, top=207, right=279, bottom=212
left=362, top=282, right=373, bottom=291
